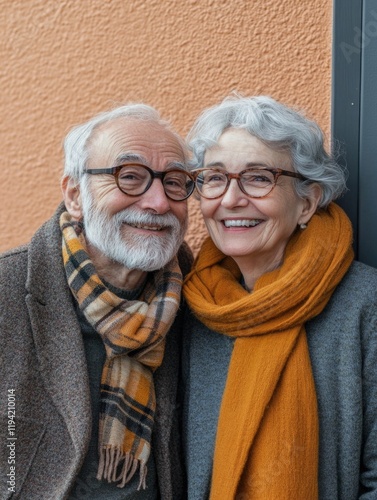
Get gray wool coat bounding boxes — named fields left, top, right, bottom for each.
left=182, top=260, right=377, bottom=499
left=0, top=203, right=191, bottom=500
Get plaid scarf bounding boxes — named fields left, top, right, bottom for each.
left=60, top=211, right=182, bottom=489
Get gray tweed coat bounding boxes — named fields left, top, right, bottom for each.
left=0, top=203, right=191, bottom=500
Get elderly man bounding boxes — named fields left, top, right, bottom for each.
left=0, top=104, right=194, bottom=499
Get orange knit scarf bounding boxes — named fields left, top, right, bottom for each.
left=183, top=203, right=354, bottom=499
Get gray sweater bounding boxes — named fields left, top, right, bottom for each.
left=182, top=260, right=377, bottom=500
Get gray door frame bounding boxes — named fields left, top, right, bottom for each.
left=332, top=0, right=377, bottom=268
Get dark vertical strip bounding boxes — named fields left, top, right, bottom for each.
left=358, top=1, right=377, bottom=267
left=331, top=0, right=363, bottom=258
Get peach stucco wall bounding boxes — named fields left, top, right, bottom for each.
left=0, top=0, right=332, bottom=254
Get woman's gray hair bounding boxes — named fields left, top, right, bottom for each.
left=187, top=95, right=347, bottom=208
left=64, top=103, right=186, bottom=182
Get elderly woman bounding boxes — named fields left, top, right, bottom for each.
left=182, top=95, right=377, bottom=499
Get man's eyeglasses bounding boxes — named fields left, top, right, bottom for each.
left=85, top=164, right=195, bottom=201
left=191, top=167, right=307, bottom=199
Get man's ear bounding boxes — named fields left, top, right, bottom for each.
left=61, top=176, right=83, bottom=220
left=298, top=183, right=323, bottom=226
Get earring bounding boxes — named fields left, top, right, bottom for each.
left=299, top=223, right=307, bottom=230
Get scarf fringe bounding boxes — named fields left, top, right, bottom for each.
left=97, top=447, right=147, bottom=490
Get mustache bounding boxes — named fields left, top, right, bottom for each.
left=112, top=208, right=183, bottom=230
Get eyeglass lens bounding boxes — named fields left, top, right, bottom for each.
left=195, top=168, right=277, bottom=198
left=117, top=165, right=194, bottom=200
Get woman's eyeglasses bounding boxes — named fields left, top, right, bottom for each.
left=191, top=167, right=306, bottom=199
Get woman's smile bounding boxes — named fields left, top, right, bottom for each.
left=222, top=218, right=263, bottom=228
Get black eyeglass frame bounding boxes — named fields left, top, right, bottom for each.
left=85, top=164, right=195, bottom=201
left=191, top=166, right=307, bottom=199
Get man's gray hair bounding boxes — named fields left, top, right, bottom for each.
left=64, top=103, right=186, bottom=182
left=187, top=94, right=347, bottom=208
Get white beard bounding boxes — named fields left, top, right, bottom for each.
left=80, top=184, right=187, bottom=271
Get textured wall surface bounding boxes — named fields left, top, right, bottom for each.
left=0, top=0, right=332, bottom=254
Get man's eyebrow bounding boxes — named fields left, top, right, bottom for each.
left=167, top=161, right=187, bottom=171
left=115, top=156, right=188, bottom=172
left=115, top=153, right=147, bottom=165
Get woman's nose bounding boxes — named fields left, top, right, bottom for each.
left=220, top=178, right=249, bottom=208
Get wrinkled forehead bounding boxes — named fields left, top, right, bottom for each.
left=87, top=117, right=186, bottom=169
left=204, top=128, right=292, bottom=168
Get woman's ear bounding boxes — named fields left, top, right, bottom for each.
left=61, top=176, right=83, bottom=220
left=298, top=183, right=323, bottom=226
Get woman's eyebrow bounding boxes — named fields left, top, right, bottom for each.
left=204, top=161, right=226, bottom=168
left=204, top=161, right=270, bottom=168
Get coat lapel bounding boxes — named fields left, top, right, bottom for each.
left=25, top=204, right=92, bottom=462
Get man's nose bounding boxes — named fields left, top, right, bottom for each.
left=137, top=178, right=171, bottom=214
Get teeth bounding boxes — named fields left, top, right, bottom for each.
left=129, top=223, right=163, bottom=231
left=223, top=219, right=261, bottom=228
